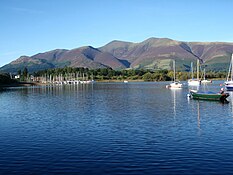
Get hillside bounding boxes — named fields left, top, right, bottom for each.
left=1, top=37, right=233, bottom=73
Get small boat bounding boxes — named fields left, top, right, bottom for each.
left=166, top=82, right=182, bottom=89
left=201, top=79, right=212, bottom=84
left=225, top=53, right=233, bottom=90
left=225, top=81, right=233, bottom=90
left=166, top=60, right=182, bottom=89
left=124, top=80, right=128, bottom=83
left=188, top=61, right=201, bottom=86
left=188, top=79, right=201, bottom=86
left=201, top=68, right=212, bottom=84
left=189, top=89, right=229, bottom=102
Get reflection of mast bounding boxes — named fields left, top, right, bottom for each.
left=171, top=88, right=182, bottom=119
left=228, top=91, right=233, bottom=114
left=197, top=59, right=200, bottom=80
left=173, top=60, right=176, bottom=82
left=172, top=89, right=176, bottom=118
left=197, top=101, right=200, bottom=129
left=171, top=89, right=181, bottom=119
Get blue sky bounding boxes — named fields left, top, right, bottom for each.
left=1, top=0, right=233, bottom=66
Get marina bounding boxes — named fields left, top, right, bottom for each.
left=33, top=73, right=95, bottom=85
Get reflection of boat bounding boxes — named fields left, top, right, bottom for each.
left=189, top=89, right=229, bottom=102
left=170, top=88, right=182, bottom=118
left=188, top=61, right=201, bottom=86
left=166, top=60, right=182, bottom=89
left=225, top=54, right=233, bottom=91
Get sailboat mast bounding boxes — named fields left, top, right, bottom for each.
left=191, top=62, right=193, bottom=79
left=203, top=68, right=206, bottom=80
left=173, top=60, right=176, bottom=82
left=231, top=54, right=233, bottom=81
left=197, top=59, right=199, bottom=80
left=227, top=54, right=233, bottom=81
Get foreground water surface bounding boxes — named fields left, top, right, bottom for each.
left=1, top=81, right=233, bottom=174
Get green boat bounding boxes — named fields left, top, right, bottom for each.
left=190, top=90, right=229, bottom=102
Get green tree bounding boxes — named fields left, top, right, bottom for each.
left=23, top=67, right=28, bottom=81
left=142, top=72, right=154, bottom=81
left=17, top=69, right=22, bottom=76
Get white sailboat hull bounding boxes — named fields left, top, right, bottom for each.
left=166, top=82, right=182, bottom=89
left=225, top=81, right=233, bottom=91
left=201, top=79, right=212, bottom=84
left=225, top=54, right=233, bottom=91
left=165, top=60, right=183, bottom=89
left=188, top=79, right=201, bottom=86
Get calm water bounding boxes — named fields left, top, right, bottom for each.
left=1, top=81, right=233, bottom=174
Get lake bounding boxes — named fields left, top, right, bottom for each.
left=0, top=81, right=233, bottom=174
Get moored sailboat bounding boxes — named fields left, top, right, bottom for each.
left=225, top=54, right=233, bottom=91
left=188, top=61, right=201, bottom=86
left=201, top=68, right=212, bottom=84
left=166, top=60, right=182, bottom=89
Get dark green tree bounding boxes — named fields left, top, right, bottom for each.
left=23, top=67, right=28, bottom=81
left=17, top=69, right=22, bottom=76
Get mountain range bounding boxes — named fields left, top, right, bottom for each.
left=1, top=37, right=233, bottom=73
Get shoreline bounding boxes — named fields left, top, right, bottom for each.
left=0, top=78, right=226, bottom=88
left=0, top=82, right=43, bottom=88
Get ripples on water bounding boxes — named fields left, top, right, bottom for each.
left=0, top=82, right=233, bottom=174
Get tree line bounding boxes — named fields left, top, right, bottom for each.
left=31, top=67, right=228, bottom=82
left=0, top=67, right=229, bottom=85
left=0, top=73, right=17, bottom=85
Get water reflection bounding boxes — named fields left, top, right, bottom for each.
left=197, top=101, right=200, bottom=129
left=5, top=83, right=95, bottom=97
left=170, top=89, right=182, bottom=118
left=227, top=92, right=233, bottom=122
left=188, top=99, right=201, bottom=131
left=1, top=82, right=233, bottom=174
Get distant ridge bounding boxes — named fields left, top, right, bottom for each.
left=1, top=37, right=233, bottom=73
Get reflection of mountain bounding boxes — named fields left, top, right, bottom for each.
left=2, top=37, right=233, bottom=73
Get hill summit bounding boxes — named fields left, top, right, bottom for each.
left=1, top=37, right=233, bottom=73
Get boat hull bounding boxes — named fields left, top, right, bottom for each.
left=188, top=79, right=201, bottom=86
left=225, top=85, right=233, bottom=91
left=225, top=81, right=233, bottom=91
left=201, top=80, right=212, bottom=84
left=190, top=90, right=229, bottom=102
left=166, top=82, right=182, bottom=89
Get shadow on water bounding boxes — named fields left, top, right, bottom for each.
left=0, top=87, right=10, bottom=93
